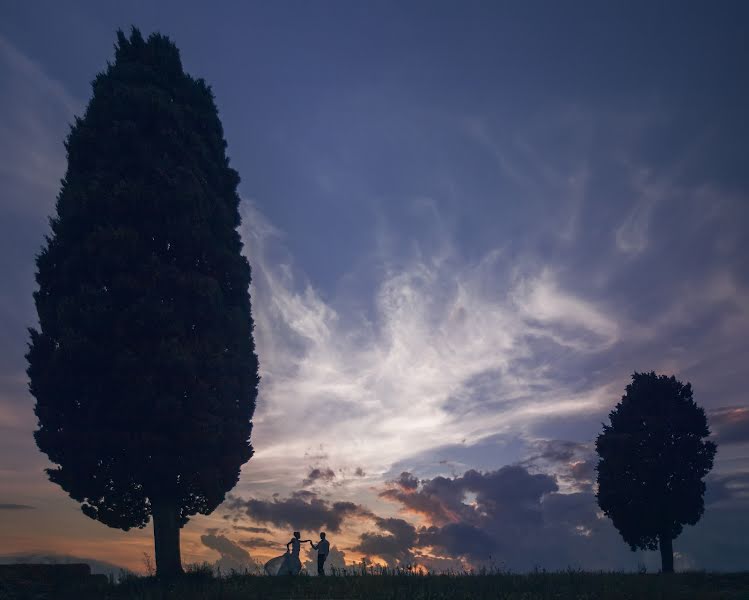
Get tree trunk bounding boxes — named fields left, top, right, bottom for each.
left=152, top=498, right=183, bottom=578
left=659, top=532, right=674, bottom=573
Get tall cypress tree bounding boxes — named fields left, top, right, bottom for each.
left=27, top=28, right=259, bottom=577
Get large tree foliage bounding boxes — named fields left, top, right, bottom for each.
left=595, top=372, right=716, bottom=573
left=27, top=28, right=258, bottom=576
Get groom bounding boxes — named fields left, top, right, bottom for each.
left=310, top=532, right=330, bottom=575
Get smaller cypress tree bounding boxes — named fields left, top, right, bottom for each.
left=596, top=372, right=716, bottom=573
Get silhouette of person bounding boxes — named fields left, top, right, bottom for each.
left=310, top=532, right=330, bottom=575
left=264, top=531, right=311, bottom=575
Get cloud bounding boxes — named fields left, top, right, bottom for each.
left=614, top=169, right=663, bottom=256
left=375, top=461, right=749, bottom=571
left=523, top=439, right=596, bottom=491
left=238, top=537, right=283, bottom=550
left=233, top=525, right=272, bottom=534
left=380, top=475, right=462, bottom=526
left=303, top=467, right=336, bottom=486
left=302, top=545, right=350, bottom=575
left=0, top=36, right=78, bottom=115
left=226, top=491, right=372, bottom=533
left=382, top=466, right=558, bottom=529
left=240, top=201, right=624, bottom=490
left=0, top=34, right=80, bottom=208
left=0, top=503, right=34, bottom=510
left=418, top=522, right=496, bottom=562
left=393, top=472, right=419, bottom=490
left=376, top=465, right=620, bottom=569
left=512, top=269, right=619, bottom=351
left=200, top=534, right=261, bottom=574
left=709, top=407, right=749, bottom=445
left=352, top=517, right=418, bottom=566
left=569, top=460, right=596, bottom=489
left=527, top=440, right=588, bottom=464
left=705, top=472, right=749, bottom=507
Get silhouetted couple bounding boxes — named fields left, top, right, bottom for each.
left=264, top=531, right=330, bottom=576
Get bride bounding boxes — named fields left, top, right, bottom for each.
left=264, top=531, right=312, bottom=575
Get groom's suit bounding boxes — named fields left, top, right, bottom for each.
left=315, top=538, right=330, bottom=575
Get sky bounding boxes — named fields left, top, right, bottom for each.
left=1, top=1, right=749, bottom=575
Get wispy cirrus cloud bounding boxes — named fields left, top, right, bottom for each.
left=0, top=34, right=80, bottom=205
left=240, top=200, right=627, bottom=492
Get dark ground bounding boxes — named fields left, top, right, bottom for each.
left=3, top=566, right=749, bottom=600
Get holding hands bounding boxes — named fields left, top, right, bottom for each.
left=268, top=531, right=327, bottom=576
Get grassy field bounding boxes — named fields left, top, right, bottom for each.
left=4, top=570, right=749, bottom=600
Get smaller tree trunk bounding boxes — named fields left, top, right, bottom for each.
left=659, top=533, right=674, bottom=573
left=152, top=498, right=183, bottom=578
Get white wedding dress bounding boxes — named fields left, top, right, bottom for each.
left=264, top=537, right=303, bottom=575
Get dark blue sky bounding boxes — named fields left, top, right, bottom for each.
left=5, top=2, right=747, bottom=288
left=1, top=1, right=748, bottom=573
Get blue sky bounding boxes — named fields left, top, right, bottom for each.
left=1, top=1, right=748, bottom=573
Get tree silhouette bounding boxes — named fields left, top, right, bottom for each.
left=595, top=372, right=716, bottom=573
left=26, top=29, right=258, bottom=577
